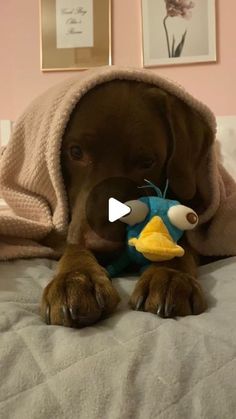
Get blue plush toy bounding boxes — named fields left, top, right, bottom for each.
left=106, top=180, right=198, bottom=278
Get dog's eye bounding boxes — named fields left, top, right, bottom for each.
left=139, top=157, right=156, bottom=170
left=69, top=146, right=83, bottom=160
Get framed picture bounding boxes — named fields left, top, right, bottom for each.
left=40, top=0, right=111, bottom=71
left=141, top=0, right=217, bottom=67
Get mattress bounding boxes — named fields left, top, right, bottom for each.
left=0, top=257, right=236, bottom=419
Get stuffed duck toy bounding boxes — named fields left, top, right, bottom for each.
left=106, top=180, right=198, bottom=278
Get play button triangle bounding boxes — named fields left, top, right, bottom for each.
left=108, top=198, right=131, bottom=223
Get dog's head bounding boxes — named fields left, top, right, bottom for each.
left=61, top=80, right=213, bottom=258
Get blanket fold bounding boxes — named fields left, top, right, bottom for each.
left=0, top=66, right=236, bottom=260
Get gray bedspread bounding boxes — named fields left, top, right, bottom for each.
left=0, top=257, right=236, bottom=419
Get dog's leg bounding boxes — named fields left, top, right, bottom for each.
left=41, top=244, right=120, bottom=327
left=129, top=243, right=207, bottom=317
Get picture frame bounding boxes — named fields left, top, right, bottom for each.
left=40, top=0, right=112, bottom=72
left=141, top=0, right=217, bottom=67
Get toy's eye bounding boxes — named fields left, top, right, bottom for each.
left=120, top=200, right=149, bottom=226
left=69, top=145, right=83, bottom=160
left=167, top=205, right=198, bottom=230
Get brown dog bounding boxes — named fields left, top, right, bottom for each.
left=41, top=80, right=210, bottom=327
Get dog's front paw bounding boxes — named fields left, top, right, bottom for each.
left=129, top=266, right=207, bottom=318
left=41, top=270, right=120, bottom=327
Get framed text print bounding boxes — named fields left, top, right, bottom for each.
left=142, top=0, right=217, bottom=67
left=40, top=0, right=112, bottom=71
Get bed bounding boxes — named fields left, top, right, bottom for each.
left=0, top=117, right=236, bottom=419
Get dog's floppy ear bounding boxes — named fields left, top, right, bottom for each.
left=166, top=95, right=214, bottom=202
left=147, top=87, right=214, bottom=205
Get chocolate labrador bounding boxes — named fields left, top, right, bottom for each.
left=41, top=80, right=210, bottom=327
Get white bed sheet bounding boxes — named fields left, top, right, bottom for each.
left=0, top=257, right=236, bottom=419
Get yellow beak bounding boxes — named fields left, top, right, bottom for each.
left=128, top=216, right=185, bottom=262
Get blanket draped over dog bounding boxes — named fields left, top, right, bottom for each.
left=0, top=66, right=236, bottom=260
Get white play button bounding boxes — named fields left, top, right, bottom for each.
left=108, top=198, right=131, bottom=222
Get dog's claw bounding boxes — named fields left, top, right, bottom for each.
left=46, top=305, right=51, bottom=325
left=135, top=296, right=144, bottom=311
left=157, top=304, right=164, bottom=318
left=69, top=306, right=79, bottom=320
left=164, top=304, right=175, bottom=318
left=61, top=305, right=71, bottom=325
left=95, top=291, right=105, bottom=309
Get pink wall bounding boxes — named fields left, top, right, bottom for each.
left=0, top=0, right=235, bottom=120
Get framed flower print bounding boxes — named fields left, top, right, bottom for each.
left=141, top=0, right=217, bottom=67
